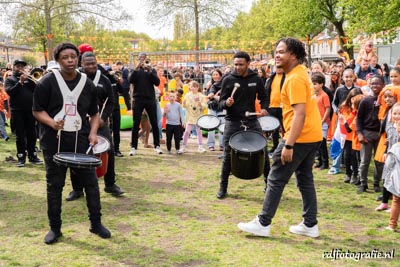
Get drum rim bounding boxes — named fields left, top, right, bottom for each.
left=197, top=114, right=220, bottom=130
left=53, top=152, right=102, bottom=167
left=229, top=130, right=267, bottom=152
left=93, top=135, right=111, bottom=154
left=258, top=115, right=280, bottom=131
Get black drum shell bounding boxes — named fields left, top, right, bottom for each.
left=229, top=131, right=267, bottom=180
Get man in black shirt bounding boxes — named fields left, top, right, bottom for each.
left=5, top=59, right=42, bottom=167
left=33, top=43, right=111, bottom=244
left=216, top=51, right=270, bottom=199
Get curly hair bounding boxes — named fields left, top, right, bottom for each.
left=276, top=37, right=307, bottom=63
left=53, top=42, right=79, bottom=61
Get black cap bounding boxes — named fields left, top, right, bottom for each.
left=13, top=59, right=27, bottom=66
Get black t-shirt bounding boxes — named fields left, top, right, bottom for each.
left=33, top=71, right=98, bottom=153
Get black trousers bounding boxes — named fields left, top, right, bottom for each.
left=219, top=119, right=270, bottom=190
left=11, top=110, right=37, bottom=158
left=110, top=109, right=121, bottom=152
left=131, top=97, right=160, bottom=149
left=43, top=150, right=102, bottom=230
left=70, top=123, right=116, bottom=190
left=122, top=87, right=131, bottom=110
left=166, top=124, right=182, bottom=151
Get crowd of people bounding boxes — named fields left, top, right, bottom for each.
left=1, top=38, right=400, bottom=244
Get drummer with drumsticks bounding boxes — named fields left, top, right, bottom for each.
left=216, top=51, right=270, bottom=199
left=238, top=38, right=322, bottom=238
left=33, top=43, right=111, bottom=244
left=65, top=51, right=124, bottom=200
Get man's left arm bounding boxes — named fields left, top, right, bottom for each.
left=100, top=76, right=115, bottom=123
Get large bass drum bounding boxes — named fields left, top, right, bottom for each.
left=229, top=131, right=267, bottom=180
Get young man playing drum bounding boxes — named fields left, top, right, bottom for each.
left=33, top=42, right=111, bottom=244
left=66, top=51, right=124, bottom=200
left=237, top=38, right=322, bottom=238
left=216, top=51, right=270, bottom=199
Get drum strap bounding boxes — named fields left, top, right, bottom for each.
left=92, top=70, right=101, bottom=86
left=53, top=70, right=87, bottom=132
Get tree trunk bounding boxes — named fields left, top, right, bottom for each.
left=334, top=21, right=354, bottom=59
left=194, top=0, right=199, bottom=65
left=44, top=0, right=53, bottom=61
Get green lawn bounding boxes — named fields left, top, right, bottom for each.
left=0, top=132, right=398, bottom=267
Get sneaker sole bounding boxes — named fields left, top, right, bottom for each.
left=237, top=223, right=270, bottom=237
left=289, top=228, right=319, bottom=238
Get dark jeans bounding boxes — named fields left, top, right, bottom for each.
left=268, top=108, right=283, bottom=152
left=166, top=124, right=182, bottom=151
left=343, top=140, right=358, bottom=176
left=258, top=141, right=320, bottom=227
left=110, top=109, right=121, bottom=152
left=131, top=97, right=160, bottom=149
left=71, top=123, right=116, bottom=189
left=12, top=110, right=37, bottom=158
left=358, top=130, right=384, bottom=187
left=43, top=150, right=102, bottom=231
left=219, top=119, right=270, bottom=190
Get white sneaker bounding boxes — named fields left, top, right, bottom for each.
left=289, top=221, right=319, bottom=238
left=237, top=217, right=270, bottom=237
left=155, top=146, right=163, bottom=154
left=198, top=146, right=206, bottom=153
left=177, top=149, right=184, bottom=154
left=129, top=148, right=136, bottom=156
left=167, top=150, right=171, bottom=154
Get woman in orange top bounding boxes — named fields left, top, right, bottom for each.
left=338, top=88, right=363, bottom=183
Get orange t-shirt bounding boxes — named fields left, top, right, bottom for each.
left=281, top=65, right=322, bottom=143
left=350, top=112, right=360, bottom=151
left=270, top=74, right=283, bottom=108
left=316, top=90, right=331, bottom=125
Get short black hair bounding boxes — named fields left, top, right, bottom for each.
left=276, top=37, right=306, bottom=63
left=81, top=51, right=96, bottom=61
left=311, top=72, right=325, bottom=85
left=233, top=51, right=250, bottom=62
left=53, top=42, right=79, bottom=61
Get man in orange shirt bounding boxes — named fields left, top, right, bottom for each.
left=238, top=37, right=322, bottom=238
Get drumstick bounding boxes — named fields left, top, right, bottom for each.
left=245, top=111, right=262, bottom=117
left=231, top=83, right=240, bottom=98
left=86, top=144, right=93, bottom=154
left=99, top=97, right=108, bottom=118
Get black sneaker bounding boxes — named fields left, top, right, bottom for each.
left=216, top=189, right=227, bottom=199
left=114, top=151, right=123, bottom=157
left=17, top=159, right=25, bottom=167
left=29, top=156, right=43, bottom=165
left=44, top=230, right=62, bottom=245
left=90, top=224, right=111, bottom=238
left=66, top=190, right=84, bottom=201
left=374, top=185, right=381, bottom=193
left=357, top=186, right=367, bottom=194
left=104, top=184, right=124, bottom=196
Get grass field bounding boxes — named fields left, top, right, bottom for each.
left=0, top=130, right=399, bottom=267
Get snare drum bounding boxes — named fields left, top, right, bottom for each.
left=197, top=115, right=220, bottom=131
left=53, top=152, right=102, bottom=169
left=258, top=115, right=280, bottom=133
left=93, top=135, right=110, bottom=178
left=229, top=131, right=266, bottom=180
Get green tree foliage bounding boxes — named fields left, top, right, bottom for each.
left=0, top=0, right=130, bottom=61
left=343, top=0, right=400, bottom=44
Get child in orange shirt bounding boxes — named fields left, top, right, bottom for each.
left=349, top=94, right=365, bottom=184
left=338, top=88, right=363, bottom=183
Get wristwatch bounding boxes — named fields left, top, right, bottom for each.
left=284, top=144, right=294, bottom=150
